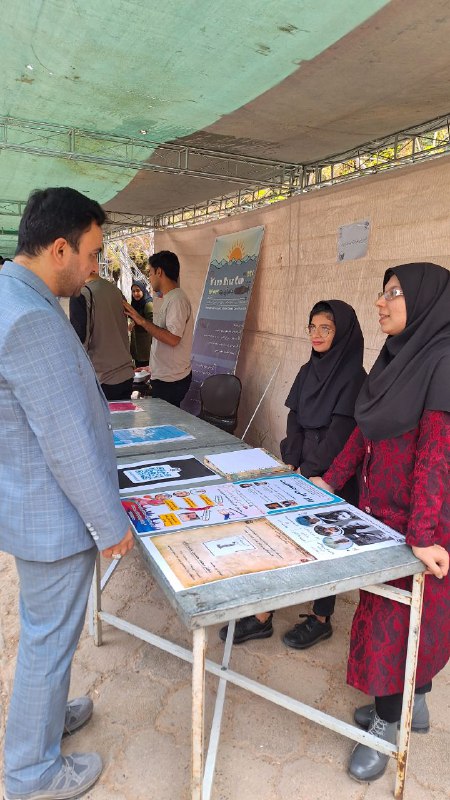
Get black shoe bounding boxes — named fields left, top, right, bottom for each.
left=283, top=614, right=332, bottom=650
left=219, top=614, right=274, bottom=644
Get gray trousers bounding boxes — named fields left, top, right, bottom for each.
left=4, top=548, right=96, bottom=796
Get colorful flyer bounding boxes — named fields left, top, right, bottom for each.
left=108, top=401, right=144, bottom=413
left=113, top=425, right=194, bottom=448
left=228, top=474, right=339, bottom=514
left=122, top=483, right=262, bottom=533
left=118, top=455, right=217, bottom=494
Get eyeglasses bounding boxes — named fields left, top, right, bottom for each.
left=377, top=287, right=404, bottom=301
left=305, top=324, right=335, bottom=337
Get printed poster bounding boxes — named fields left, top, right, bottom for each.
left=108, top=401, right=144, bottom=413
left=141, top=502, right=405, bottom=591
left=271, top=503, right=405, bottom=559
left=142, top=518, right=316, bottom=590
left=113, top=425, right=194, bottom=448
left=182, top=226, right=264, bottom=414
left=117, top=455, right=217, bottom=494
left=337, top=220, right=370, bottom=262
left=122, top=474, right=339, bottom=535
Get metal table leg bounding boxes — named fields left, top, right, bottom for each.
left=92, top=553, right=103, bottom=647
left=395, top=572, right=425, bottom=799
left=202, top=620, right=236, bottom=800
left=192, top=627, right=207, bottom=800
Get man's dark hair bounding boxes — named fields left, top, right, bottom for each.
left=16, top=187, right=106, bottom=257
left=149, top=250, right=180, bottom=282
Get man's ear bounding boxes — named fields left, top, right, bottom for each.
left=51, top=237, right=70, bottom=264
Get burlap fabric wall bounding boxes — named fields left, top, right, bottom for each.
left=155, top=155, right=450, bottom=457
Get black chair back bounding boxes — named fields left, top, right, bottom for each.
left=199, top=374, right=242, bottom=434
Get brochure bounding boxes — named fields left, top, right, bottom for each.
left=118, top=455, right=217, bottom=494
left=113, top=425, right=194, bottom=448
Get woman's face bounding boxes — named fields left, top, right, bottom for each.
left=375, top=274, right=407, bottom=336
left=132, top=286, right=144, bottom=301
left=308, top=313, right=336, bottom=353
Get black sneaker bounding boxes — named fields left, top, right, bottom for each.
left=219, top=614, right=274, bottom=644
left=283, top=614, right=332, bottom=650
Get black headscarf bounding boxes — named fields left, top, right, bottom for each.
left=355, top=262, right=450, bottom=441
left=285, top=300, right=366, bottom=428
left=131, top=280, right=152, bottom=314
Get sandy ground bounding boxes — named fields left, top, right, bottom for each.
left=1, top=549, right=449, bottom=800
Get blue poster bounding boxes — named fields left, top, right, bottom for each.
left=182, top=226, right=264, bottom=414
left=113, top=425, right=194, bottom=448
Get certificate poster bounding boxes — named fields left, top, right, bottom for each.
left=108, top=401, right=143, bottom=413
left=271, top=503, right=404, bottom=559
left=142, top=518, right=316, bottom=591
left=122, top=475, right=339, bottom=535
left=113, top=425, right=194, bottom=448
left=118, top=455, right=217, bottom=495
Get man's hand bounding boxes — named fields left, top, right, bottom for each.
left=309, top=476, right=334, bottom=493
left=123, top=300, right=143, bottom=326
left=102, top=528, right=134, bottom=559
left=412, top=544, right=449, bottom=579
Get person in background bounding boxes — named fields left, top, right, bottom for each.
left=312, top=262, right=449, bottom=783
left=220, top=300, right=366, bottom=647
left=130, top=280, right=153, bottom=367
left=0, top=187, right=134, bottom=800
left=70, top=271, right=134, bottom=400
left=124, top=250, right=193, bottom=407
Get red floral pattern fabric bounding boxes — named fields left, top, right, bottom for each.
left=324, top=410, right=450, bottom=695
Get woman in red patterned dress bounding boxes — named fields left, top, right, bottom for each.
left=312, top=262, right=450, bottom=783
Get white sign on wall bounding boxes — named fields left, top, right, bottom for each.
left=338, top=220, right=370, bottom=261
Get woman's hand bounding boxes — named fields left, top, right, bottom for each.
left=412, top=544, right=449, bottom=579
left=309, top=476, right=334, bottom=493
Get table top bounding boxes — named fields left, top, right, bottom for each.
left=137, top=535, right=423, bottom=630
left=114, top=399, right=424, bottom=631
left=111, top=398, right=246, bottom=457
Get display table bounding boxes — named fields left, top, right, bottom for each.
left=110, top=397, right=247, bottom=457
left=93, top=400, right=425, bottom=800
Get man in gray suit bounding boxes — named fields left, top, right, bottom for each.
left=0, top=188, right=134, bottom=800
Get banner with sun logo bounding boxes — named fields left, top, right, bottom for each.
left=182, top=226, right=265, bottom=415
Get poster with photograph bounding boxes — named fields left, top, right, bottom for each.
left=118, top=455, right=217, bottom=495
left=228, top=474, right=339, bottom=514
left=113, top=425, right=194, bottom=448
left=122, top=474, right=339, bottom=535
left=142, top=518, right=316, bottom=590
left=271, top=503, right=405, bottom=559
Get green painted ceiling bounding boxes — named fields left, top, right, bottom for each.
left=1, top=0, right=389, bottom=255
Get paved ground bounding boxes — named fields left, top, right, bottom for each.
left=1, top=549, right=449, bottom=800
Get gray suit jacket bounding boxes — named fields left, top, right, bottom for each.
left=0, top=262, right=129, bottom=562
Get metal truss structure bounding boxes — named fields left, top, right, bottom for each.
left=2, top=112, right=450, bottom=242
left=0, top=115, right=299, bottom=189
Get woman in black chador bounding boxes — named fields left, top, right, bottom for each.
left=219, top=299, right=366, bottom=647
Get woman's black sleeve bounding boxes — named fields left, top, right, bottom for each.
left=280, top=410, right=304, bottom=468
left=300, top=414, right=356, bottom=478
